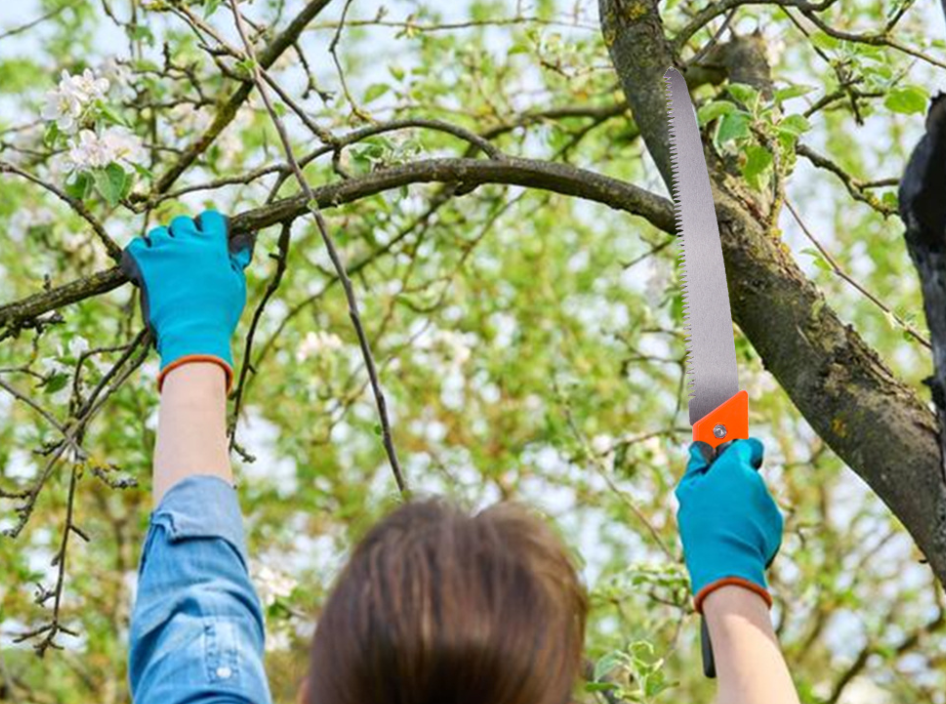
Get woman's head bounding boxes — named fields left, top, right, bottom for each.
left=307, top=499, right=588, bottom=704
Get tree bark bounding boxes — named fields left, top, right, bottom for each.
left=600, top=0, right=946, bottom=585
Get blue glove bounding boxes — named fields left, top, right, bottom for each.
left=675, top=439, right=783, bottom=612
left=121, top=211, right=254, bottom=392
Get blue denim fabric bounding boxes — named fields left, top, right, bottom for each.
left=129, top=476, right=272, bottom=704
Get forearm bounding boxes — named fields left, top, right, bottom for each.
left=154, top=362, right=231, bottom=505
left=703, top=587, right=799, bottom=704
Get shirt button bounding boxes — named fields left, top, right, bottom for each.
left=216, top=666, right=233, bottom=680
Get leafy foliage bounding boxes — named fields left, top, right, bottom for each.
left=0, top=1, right=944, bottom=703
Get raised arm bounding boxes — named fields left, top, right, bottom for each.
left=676, top=439, right=800, bottom=704
left=124, top=212, right=272, bottom=704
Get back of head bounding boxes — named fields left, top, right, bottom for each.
left=308, top=499, right=588, bottom=704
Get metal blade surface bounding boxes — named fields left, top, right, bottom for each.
left=664, top=67, right=740, bottom=425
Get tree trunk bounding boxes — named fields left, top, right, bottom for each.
left=600, top=0, right=946, bottom=585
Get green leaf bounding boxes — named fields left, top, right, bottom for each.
left=132, top=162, right=154, bottom=181
left=92, top=163, right=127, bottom=207
left=645, top=673, right=672, bottom=697
left=389, top=65, right=405, bottom=81
left=97, top=102, right=128, bottom=127
left=885, top=86, right=929, bottom=115
left=235, top=59, right=257, bottom=79
left=363, top=83, right=391, bottom=103
left=742, top=145, right=773, bottom=190
left=697, top=100, right=736, bottom=126
left=810, top=31, right=839, bottom=51
left=45, top=373, right=69, bottom=395
left=65, top=172, right=93, bottom=201
left=203, top=0, right=222, bottom=18
left=775, top=84, right=817, bottom=103
left=43, top=121, right=61, bottom=148
left=128, top=24, right=155, bottom=46
left=593, top=651, right=628, bottom=682
left=801, top=247, right=832, bottom=272
left=779, top=114, right=812, bottom=136
left=584, top=682, right=617, bottom=693
left=715, top=111, right=750, bottom=146
left=727, top=83, right=760, bottom=108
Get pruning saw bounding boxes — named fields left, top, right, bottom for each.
left=664, top=67, right=750, bottom=679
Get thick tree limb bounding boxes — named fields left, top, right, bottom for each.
left=599, top=0, right=677, bottom=189
left=0, top=156, right=673, bottom=332
left=600, top=3, right=946, bottom=585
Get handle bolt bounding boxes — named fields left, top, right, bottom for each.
left=713, top=424, right=728, bottom=439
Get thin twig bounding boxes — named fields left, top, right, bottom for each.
left=785, top=198, right=931, bottom=349
left=796, top=144, right=897, bottom=217
left=328, top=0, right=370, bottom=121
left=688, top=8, right=737, bottom=66
left=229, top=223, right=294, bottom=444
left=0, top=1, right=77, bottom=41
left=558, top=386, right=677, bottom=562
left=0, top=161, right=121, bottom=261
left=0, top=378, right=67, bottom=434
left=229, top=0, right=408, bottom=495
left=799, top=7, right=946, bottom=71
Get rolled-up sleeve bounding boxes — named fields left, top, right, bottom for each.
left=129, top=476, right=272, bottom=704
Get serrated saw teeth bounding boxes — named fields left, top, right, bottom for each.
left=664, top=67, right=741, bottom=425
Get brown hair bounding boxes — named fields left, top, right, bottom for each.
left=307, top=499, right=588, bottom=704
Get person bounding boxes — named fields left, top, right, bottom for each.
left=124, top=211, right=800, bottom=704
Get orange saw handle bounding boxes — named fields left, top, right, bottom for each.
left=692, top=390, right=749, bottom=448
left=691, top=389, right=750, bottom=678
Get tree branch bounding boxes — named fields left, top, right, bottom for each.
left=0, top=156, right=672, bottom=332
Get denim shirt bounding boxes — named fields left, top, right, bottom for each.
left=129, top=476, right=273, bottom=704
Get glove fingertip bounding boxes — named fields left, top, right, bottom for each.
left=724, top=438, right=764, bottom=469
left=228, top=232, right=255, bottom=270
left=685, top=441, right=713, bottom=477
left=120, top=244, right=144, bottom=285
left=195, top=210, right=229, bottom=240
left=743, top=438, right=765, bottom=469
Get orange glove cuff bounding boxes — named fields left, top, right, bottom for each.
left=694, top=577, right=773, bottom=614
left=157, top=355, right=234, bottom=395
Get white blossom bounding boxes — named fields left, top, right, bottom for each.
left=253, top=564, right=297, bottom=607
left=41, top=69, right=110, bottom=133
left=40, top=357, right=70, bottom=377
left=296, top=331, right=344, bottom=362
left=591, top=434, right=614, bottom=455
left=42, top=88, right=83, bottom=132
left=102, top=126, right=144, bottom=163
left=71, top=68, right=110, bottom=100
left=67, top=336, right=90, bottom=359
left=431, top=329, right=474, bottom=367
left=64, top=127, right=143, bottom=172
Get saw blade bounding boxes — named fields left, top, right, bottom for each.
left=664, top=67, right=740, bottom=425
